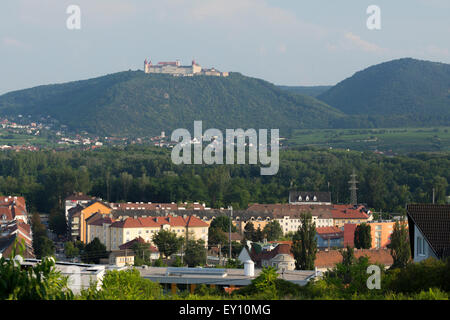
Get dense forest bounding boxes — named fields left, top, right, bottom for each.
left=0, top=72, right=343, bottom=137
left=1, top=58, right=449, bottom=139
left=319, top=58, right=450, bottom=127
left=0, top=146, right=448, bottom=215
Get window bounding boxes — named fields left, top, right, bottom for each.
left=417, top=236, right=426, bottom=256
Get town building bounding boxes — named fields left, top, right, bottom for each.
left=64, top=192, right=95, bottom=222
left=144, top=59, right=229, bottom=77
left=316, top=226, right=344, bottom=249
left=87, top=214, right=209, bottom=251
left=289, top=191, right=332, bottom=205
left=0, top=196, right=33, bottom=259
left=407, top=204, right=450, bottom=262
left=0, top=196, right=28, bottom=225
left=246, top=203, right=334, bottom=234
left=139, top=266, right=319, bottom=295
left=330, top=205, right=371, bottom=228
left=18, top=259, right=106, bottom=294
left=314, top=248, right=393, bottom=272
left=68, top=200, right=112, bottom=243
left=237, top=241, right=296, bottom=271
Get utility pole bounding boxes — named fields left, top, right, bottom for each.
left=228, top=206, right=233, bottom=262
left=432, top=188, right=435, bottom=204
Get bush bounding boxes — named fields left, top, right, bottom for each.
left=79, top=269, right=162, bottom=300
left=0, top=241, right=73, bottom=300
left=385, top=257, right=449, bottom=293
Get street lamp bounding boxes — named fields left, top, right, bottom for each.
left=228, top=205, right=233, bottom=262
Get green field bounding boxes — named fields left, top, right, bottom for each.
left=0, top=133, right=51, bottom=147
left=288, top=127, right=450, bottom=153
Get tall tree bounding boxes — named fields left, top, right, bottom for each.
left=184, top=239, right=207, bottom=267
left=152, top=229, right=184, bottom=259
left=210, top=215, right=237, bottom=233
left=81, top=237, right=108, bottom=264
left=389, top=221, right=411, bottom=269
left=254, top=226, right=265, bottom=242
left=263, top=220, right=283, bottom=241
left=243, top=222, right=256, bottom=242
left=354, top=223, right=372, bottom=249
left=292, top=213, right=317, bottom=270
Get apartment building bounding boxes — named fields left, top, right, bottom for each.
left=87, top=214, right=209, bottom=251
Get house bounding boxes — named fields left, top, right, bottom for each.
left=314, top=249, right=393, bottom=272
left=407, top=204, right=450, bottom=262
left=238, top=242, right=296, bottom=271
left=0, top=196, right=28, bottom=225
left=246, top=203, right=334, bottom=234
left=119, top=236, right=160, bottom=260
left=64, top=192, right=95, bottom=222
left=107, top=250, right=135, bottom=267
left=331, top=205, right=371, bottom=228
left=316, top=226, right=344, bottom=249
left=0, top=221, right=34, bottom=259
left=68, top=200, right=112, bottom=243
left=343, top=220, right=404, bottom=249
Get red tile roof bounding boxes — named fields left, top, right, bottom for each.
left=0, top=207, right=13, bottom=221
left=112, top=202, right=206, bottom=211
left=331, top=205, right=369, bottom=219
left=315, top=249, right=393, bottom=269
left=316, top=226, right=343, bottom=235
left=119, top=236, right=159, bottom=252
left=251, top=243, right=294, bottom=265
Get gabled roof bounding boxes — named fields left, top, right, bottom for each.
left=330, top=205, right=369, bottom=219
left=407, top=204, right=450, bottom=259
left=250, top=243, right=294, bottom=265
left=118, top=236, right=158, bottom=252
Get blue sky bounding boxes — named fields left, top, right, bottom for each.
left=0, top=0, right=449, bottom=94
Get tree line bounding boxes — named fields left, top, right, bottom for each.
left=0, top=146, right=448, bottom=217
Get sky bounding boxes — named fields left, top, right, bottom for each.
left=0, top=0, right=449, bottom=94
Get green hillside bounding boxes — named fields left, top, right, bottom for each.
left=0, top=71, right=344, bottom=137
left=318, top=58, right=450, bottom=127
left=278, top=85, right=332, bottom=97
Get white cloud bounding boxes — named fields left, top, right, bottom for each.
left=343, top=32, right=387, bottom=53
left=2, top=37, right=30, bottom=49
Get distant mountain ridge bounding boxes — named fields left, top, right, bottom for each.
left=318, top=58, right=450, bottom=127
left=0, top=72, right=343, bottom=137
left=1, top=58, right=449, bottom=137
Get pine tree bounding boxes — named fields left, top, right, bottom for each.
left=354, top=223, right=372, bottom=249
left=389, top=221, right=411, bottom=268
left=292, top=213, right=317, bottom=270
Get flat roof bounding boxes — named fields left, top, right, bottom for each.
left=139, top=267, right=319, bottom=286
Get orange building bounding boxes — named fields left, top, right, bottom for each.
left=70, top=201, right=112, bottom=243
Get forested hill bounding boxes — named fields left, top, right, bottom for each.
left=0, top=71, right=344, bottom=137
left=278, top=85, right=332, bottom=97
left=318, top=58, right=450, bottom=127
